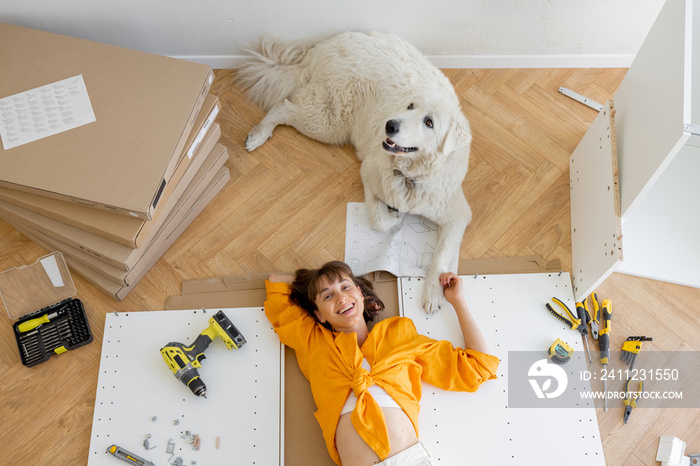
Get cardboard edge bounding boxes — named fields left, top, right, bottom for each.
left=21, top=169, right=230, bottom=301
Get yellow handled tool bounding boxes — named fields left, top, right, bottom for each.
left=599, top=298, right=613, bottom=412
left=623, top=379, right=643, bottom=424
left=161, top=310, right=246, bottom=398
left=599, top=299, right=613, bottom=364
left=547, top=338, right=573, bottom=365
left=621, top=336, right=653, bottom=371
left=588, top=293, right=601, bottom=339
left=546, top=297, right=582, bottom=330
left=546, top=297, right=592, bottom=363
left=574, top=301, right=592, bottom=363
left=106, top=444, right=155, bottom=466
left=17, top=311, right=60, bottom=333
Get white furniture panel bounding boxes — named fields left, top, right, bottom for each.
left=569, top=101, right=622, bottom=301
left=616, top=144, right=700, bottom=286
left=572, top=0, right=700, bottom=293
left=87, top=307, right=283, bottom=466
left=615, top=0, right=690, bottom=217
left=399, top=274, right=604, bottom=465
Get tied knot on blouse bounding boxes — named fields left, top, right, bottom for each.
left=346, top=362, right=392, bottom=459
left=350, top=367, right=375, bottom=396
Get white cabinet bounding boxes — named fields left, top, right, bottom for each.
left=571, top=0, right=700, bottom=300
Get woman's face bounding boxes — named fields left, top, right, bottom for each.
left=313, top=274, right=366, bottom=332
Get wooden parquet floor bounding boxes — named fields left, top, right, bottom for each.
left=1, top=67, right=699, bottom=465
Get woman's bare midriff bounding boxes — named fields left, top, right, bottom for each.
left=335, top=407, right=419, bottom=466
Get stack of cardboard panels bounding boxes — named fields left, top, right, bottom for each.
left=0, top=23, right=231, bottom=301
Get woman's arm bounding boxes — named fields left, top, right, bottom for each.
left=440, top=272, right=491, bottom=354
left=264, top=275, right=316, bottom=349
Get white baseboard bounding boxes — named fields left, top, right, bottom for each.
left=171, top=54, right=634, bottom=69
left=429, top=54, right=635, bottom=69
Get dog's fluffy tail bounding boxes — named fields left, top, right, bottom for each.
left=236, top=37, right=307, bottom=112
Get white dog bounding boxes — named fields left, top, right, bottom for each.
left=237, top=31, right=472, bottom=313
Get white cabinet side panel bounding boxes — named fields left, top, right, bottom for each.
left=690, top=0, right=700, bottom=126
left=569, top=101, right=622, bottom=301
left=399, top=274, right=604, bottom=465
left=615, top=0, right=687, bottom=216
left=87, top=308, right=283, bottom=466
left=617, top=144, right=700, bottom=288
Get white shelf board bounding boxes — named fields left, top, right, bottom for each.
left=617, top=144, right=700, bottom=287
left=569, top=101, right=622, bottom=301
left=87, top=307, right=284, bottom=466
left=398, top=273, right=604, bottom=465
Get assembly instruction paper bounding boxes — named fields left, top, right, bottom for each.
left=0, top=75, right=96, bottom=150
left=345, top=202, right=457, bottom=277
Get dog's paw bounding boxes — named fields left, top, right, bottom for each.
left=422, top=279, right=445, bottom=314
left=245, top=124, right=273, bottom=151
left=370, top=206, right=404, bottom=232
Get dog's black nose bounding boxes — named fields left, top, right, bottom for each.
left=385, top=119, right=400, bottom=136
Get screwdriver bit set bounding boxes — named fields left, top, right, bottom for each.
left=14, top=297, right=92, bottom=367
left=1, top=252, right=93, bottom=367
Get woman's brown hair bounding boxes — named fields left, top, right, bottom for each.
left=290, top=261, right=384, bottom=330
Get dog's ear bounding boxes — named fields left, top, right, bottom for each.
left=441, top=114, right=471, bottom=155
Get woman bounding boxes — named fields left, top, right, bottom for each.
left=265, top=261, right=499, bottom=466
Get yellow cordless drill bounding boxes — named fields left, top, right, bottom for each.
left=160, top=310, right=246, bottom=398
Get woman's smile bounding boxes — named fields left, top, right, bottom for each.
left=338, top=302, right=355, bottom=315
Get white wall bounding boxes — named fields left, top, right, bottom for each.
left=0, top=0, right=665, bottom=68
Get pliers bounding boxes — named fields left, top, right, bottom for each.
left=546, top=297, right=592, bottom=362
left=546, top=297, right=583, bottom=330
left=623, top=379, right=644, bottom=423
left=587, top=293, right=601, bottom=339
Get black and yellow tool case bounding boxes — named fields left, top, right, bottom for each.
left=0, top=251, right=92, bottom=367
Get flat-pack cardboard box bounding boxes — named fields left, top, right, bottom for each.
left=18, top=166, right=231, bottom=301
left=0, top=23, right=214, bottom=219
left=0, top=94, right=221, bottom=247
left=164, top=256, right=561, bottom=466
left=0, top=130, right=224, bottom=271
left=22, top=142, right=230, bottom=286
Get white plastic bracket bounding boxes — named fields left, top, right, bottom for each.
left=656, top=436, right=700, bottom=466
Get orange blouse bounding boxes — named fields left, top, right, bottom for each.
left=264, top=280, right=499, bottom=465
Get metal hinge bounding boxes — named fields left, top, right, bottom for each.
left=559, top=87, right=604, bottom=112
left=684, top=123, right=700, bottom=135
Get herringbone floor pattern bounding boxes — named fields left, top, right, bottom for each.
left=0, top=68, right=698, bottom=464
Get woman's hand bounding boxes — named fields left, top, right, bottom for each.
left=440, top=272, right=465, bottom=306
left=268, top=273, right=294, bottom=284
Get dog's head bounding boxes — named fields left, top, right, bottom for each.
left=382, top=90, right=471, bottom=181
